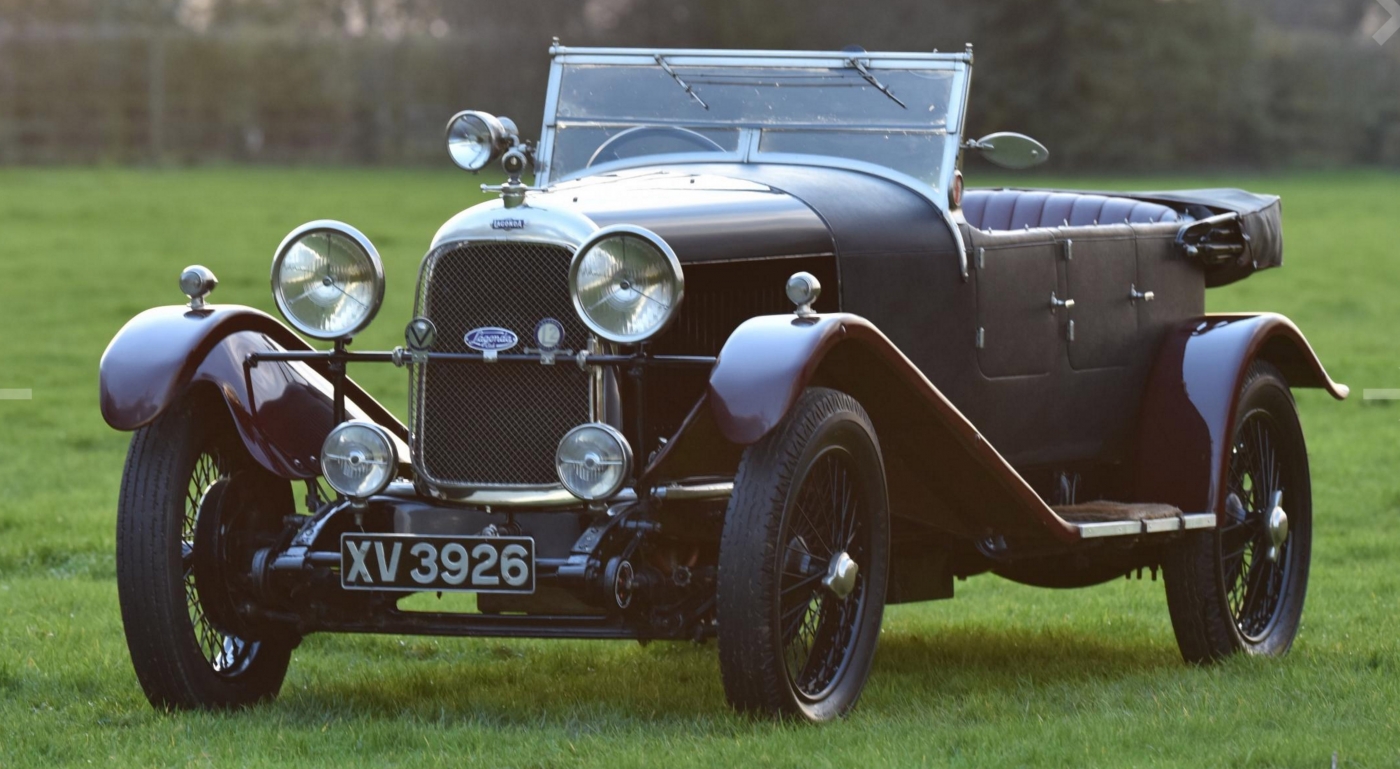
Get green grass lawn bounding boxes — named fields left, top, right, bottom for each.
left=1, top=167, right=1397, bottom=767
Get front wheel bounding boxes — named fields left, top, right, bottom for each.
left=116, top=390, right=296, bottom=709
left=717, top=387, right=890, bottom=721
left=1163, top=361, right=1313, bottom=662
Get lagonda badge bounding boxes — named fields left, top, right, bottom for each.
left=464, top=326, right=518, bottom=352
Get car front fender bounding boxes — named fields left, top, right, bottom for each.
left=707, top=313, right=1076, bottom=542
left=1133, top=313, right=1347, bottom=517
left=99, top=305, right=406, bottom=480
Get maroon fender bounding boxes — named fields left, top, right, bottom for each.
left=707, top=313, right=1076, bottom=542
left=640, top=392, right=744, bottom=485
left=1133, top=313, right=1347, bottom=517
left=99, top=305, right=406, bottom=480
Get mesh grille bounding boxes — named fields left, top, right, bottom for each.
left=411, top=241, right=591, bottom=487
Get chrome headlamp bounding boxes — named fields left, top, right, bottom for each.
left=555, top=423, right=632, bottom=501
left=271, top=221, right=385, bottom=340
left=568, top=225, right=684, bottom=344
left=321, top=421, right=397, bottom=499
left=445, top=110, right=518, bottom=172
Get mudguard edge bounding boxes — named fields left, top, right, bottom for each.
left=707, top=313, right=1077, bottom=542
left=99, top=305, right=406, bottom=480
left=1133, top=313, right=1346, bottom=517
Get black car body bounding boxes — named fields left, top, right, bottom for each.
left=100, top=45, right=1346, bottom=721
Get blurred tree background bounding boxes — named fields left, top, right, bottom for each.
left=0, top=0, right=1396, bottom=170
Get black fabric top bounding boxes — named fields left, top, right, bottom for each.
left=1115, top=187, right=1280, bottom=217
left=1127, top=188, right=1283, bottom=287
left=971, top=186, right=1283, bottom=287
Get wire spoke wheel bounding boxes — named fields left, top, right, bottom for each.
left=778, top=449, right=867, bottom=700
left=1220, top=410, right=1294, bottom=642
left=1162, top=361, right=1312, bottom=663
left=117, top=391, right=294, bottom=709
left=719, top=387, right=889, bottom=722
left=182, top=450, right=258, bottom=676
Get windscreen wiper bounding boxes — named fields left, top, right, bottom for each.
left=655, top=54, right=709, bottom=110
left=845, top=58, right=907, bottom=109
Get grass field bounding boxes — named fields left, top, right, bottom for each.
left=1, top=167, right=1397, bottom=767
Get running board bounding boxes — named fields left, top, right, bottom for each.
left=1051, top=501, right=1217, bottom=539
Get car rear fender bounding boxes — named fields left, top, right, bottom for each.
left=99, top=305, right=407, bottom=480
left=1133, top=313, right=1347, bottom=518
left=705, top=313, right=1077, bottom=542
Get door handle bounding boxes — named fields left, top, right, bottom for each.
left=1050, top=292, right=1075, bottom=312
left=1130, top=284, right=1155, bottom=303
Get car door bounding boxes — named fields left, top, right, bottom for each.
left=1060, top=225, right=1139, bottom=371
left=970, top=228, right=1063, bottom=379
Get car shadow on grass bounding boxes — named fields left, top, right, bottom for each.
left=870, top=625, right=1180, bottom=699
left=267, top=623, right=1179, bottom=726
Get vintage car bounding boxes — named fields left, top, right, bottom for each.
left=100, top=44, right=1347, bottom=722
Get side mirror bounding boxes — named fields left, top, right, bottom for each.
left=445, top=110, right=519, bottom=172
left=967, top=132, right=1049, bottom=170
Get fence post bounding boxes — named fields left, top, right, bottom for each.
left=148, top=31, right=166, bottom=164
left=0, top=33, right=9, bottom=164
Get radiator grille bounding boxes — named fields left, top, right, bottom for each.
left=411, top=241, right=591, bottom=487
left=642, top=256, right=839, bottom=450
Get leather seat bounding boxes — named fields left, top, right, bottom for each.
left=961, top=189, right=1185, bottom=231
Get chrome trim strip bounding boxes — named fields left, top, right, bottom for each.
left=672, top=251, right=836, bottom=266
left=588, top=336, right=605, bottom=421
left=1076, top=520, right=1145, bottom=539
left=392, top=481, right=607, bottom=508
left=427, top=202, right=599, bottom=253
left=1142, top=517, right=1182, bottom=535
left=553, top=55, right=964, bottom=69
left=558, top=119, right=950, bottom=133
left=536, top=46, right=565, bottom=181
left=548, top=46, right=973, bottom=65
left=1182, top=512, right=1217, bottom=530
left=1073, top=512, right=1218, bottom=539
left=651, top=481, right=734, bottom=502
left=383, top=479, right=734, bottom=508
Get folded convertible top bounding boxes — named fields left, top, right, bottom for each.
left=999, top=187, right=1283, bottom=287
left=1127, top=188, right=1282, bottom=288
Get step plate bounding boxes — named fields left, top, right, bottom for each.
left=1075, top=512, right=1216, bottom=539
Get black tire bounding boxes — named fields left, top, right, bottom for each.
left=1163, top=361, right=1312, bottom=663
left=717, top=387, right=890, bottom=721
left=116, top=389, right=296, bottom=710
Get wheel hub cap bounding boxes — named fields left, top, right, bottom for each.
left=1265, top=489, right=1289, bottom=562
left=823, top=551, right=859, bottom=600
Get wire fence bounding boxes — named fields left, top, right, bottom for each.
left=0, top=24, right=548, bottom=165
left=1, top=17, right=1398, bottom=170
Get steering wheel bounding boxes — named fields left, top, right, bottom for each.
left=586, top=125, right=726, bottom=168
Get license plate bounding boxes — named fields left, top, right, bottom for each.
left=340, top=533, right=535, bottom=594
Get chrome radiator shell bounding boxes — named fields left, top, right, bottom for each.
left=410, top=203, right=599, bottom=494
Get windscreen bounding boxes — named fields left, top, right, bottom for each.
left=549, top=60, right=958, bottom=185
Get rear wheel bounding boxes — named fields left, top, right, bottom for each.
left=718, top=387, right=890, bottom=721
left=116, top=390, right=296, bottom=709
left=1163, top=362, right=1312, bottom=662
